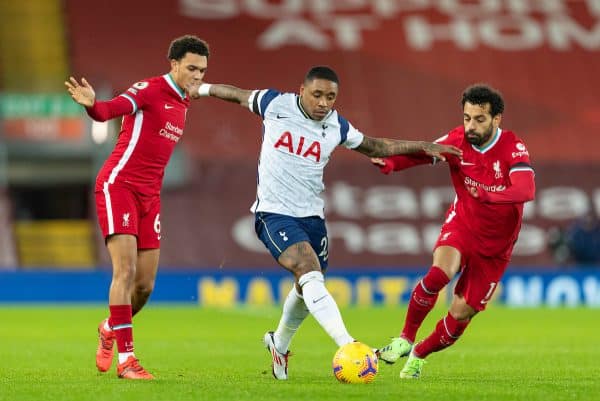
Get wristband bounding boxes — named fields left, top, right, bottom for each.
left=198, top=83, right=212, bottom=97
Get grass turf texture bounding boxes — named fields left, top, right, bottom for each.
left=0, top=306, right=597, bottom=401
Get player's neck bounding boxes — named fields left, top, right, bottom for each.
left=296, top=96, right=330, bottom=121
left=166, top=73, right=185, bottom=96
left=296, top=96, right=312, bottom=120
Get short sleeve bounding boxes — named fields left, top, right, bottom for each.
left=433, top=127, right=463, bottom=165
left=248, top=89, right=281, bottom=119
left=434, top=127, right=463, bottom=146
left=119, top=80, right=152, bottom=114
left=508, top=140, right=534, bottom=175
left=338, top=115, right=364, bottom=149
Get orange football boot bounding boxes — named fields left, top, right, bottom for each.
left=96, top=318, right=116, bottom=372
left=117, top=356, right=154, bottom=380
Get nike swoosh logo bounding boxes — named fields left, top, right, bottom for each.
left=276, top=114, right=289, bottom=119
left=165, top=104, right=174, bottom=109
left=313, top=295, right=328, bottom=304
left=460, top=161, right=475, bottom=166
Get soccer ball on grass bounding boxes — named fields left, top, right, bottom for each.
left=332, top=341, right=378, bottom=384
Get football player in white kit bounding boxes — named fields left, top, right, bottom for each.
left=197, top=66, right=461, bottom=380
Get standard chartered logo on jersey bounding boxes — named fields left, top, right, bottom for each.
left=180, top=0, right=600, bottom=51
left=159, top=121, right=183, bottom=143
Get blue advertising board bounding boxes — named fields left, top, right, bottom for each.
left=1, top=268, right=598, bottom=307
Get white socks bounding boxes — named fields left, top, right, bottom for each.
left=118, top=352, right=134, bottom=364
left=298, top=271, right=354, bottom=347
left=274, top=286, right=309, bottom=352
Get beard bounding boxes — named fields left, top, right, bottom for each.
left=466, top=124, right=494, bottom=146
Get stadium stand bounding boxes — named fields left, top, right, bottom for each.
left=63, top=0, right=600, bottom=267
left=1, top=1, right=599, bottom=270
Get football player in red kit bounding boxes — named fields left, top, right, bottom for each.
left=65, top=35, right=209, bottom=380
left=372, top=84, right=535, bottom=379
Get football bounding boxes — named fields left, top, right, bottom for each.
left=332, top=342, right=378, bottom=384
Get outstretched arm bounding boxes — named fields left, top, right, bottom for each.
left=371, top=154, right=437, bottom=174
left=195, top=83, right=253, bottom=109
left=65, top=76, right=133, bottom=122
left=354, top=135, right=462, bottom=161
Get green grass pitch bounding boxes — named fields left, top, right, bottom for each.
left=0, top=305, right=597, bottom=401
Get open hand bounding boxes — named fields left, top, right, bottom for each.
left=422, top=143, right=462, bottom=161
left=371, top=158, right=386, bottom=167
left=65, top=77, right=95, bottom=107
left=370, top=157, right=394, bottom=174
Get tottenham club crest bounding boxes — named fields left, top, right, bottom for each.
left=321, top=123, right=328, bottom=138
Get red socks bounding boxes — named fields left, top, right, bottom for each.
left=109, top=305, right=134, bottom=353
left=401, top=266, right=450, bottom=342
left=413, top=312, right=470, bottom=358
left=401, top=267, right=471, bottom=358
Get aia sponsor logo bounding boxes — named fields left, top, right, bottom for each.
left=274, top=131, right=321, bottom=162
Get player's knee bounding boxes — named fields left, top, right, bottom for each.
left=111, top=251, right=136, bottom=272
left=135, top=281, right=155, bottom=298
left=284, top=253, right=320, bottom=278
left=112, top=264, right=136, bottom=285
left=293, top=260, right=319, bottom=277
left=449, top=309, right=474, bottom=321
left=449, top=297, right=477, bottom=320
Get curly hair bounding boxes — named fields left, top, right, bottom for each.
left=462, top=84, right=504, bottom=117
left=167, top=35, right=210, bottom=61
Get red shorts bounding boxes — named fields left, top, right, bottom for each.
left=95, top=183, right=161, bottom=249
left=434, top=217, right=508, bottom=311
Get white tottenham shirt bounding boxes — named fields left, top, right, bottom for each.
left=247, top=89, right=364, bottom=218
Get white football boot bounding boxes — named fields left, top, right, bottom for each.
left=263, top=331, right=290, bottom=380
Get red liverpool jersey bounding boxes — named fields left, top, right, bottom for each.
left=94, top=74, right=190, bottom=195
left=437, top=126, right=534, bottom=258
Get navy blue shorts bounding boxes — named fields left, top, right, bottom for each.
left=254, top=211, right=329, bottom=270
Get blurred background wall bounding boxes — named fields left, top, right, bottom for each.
left=0, top=0, right=598, bottom=304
